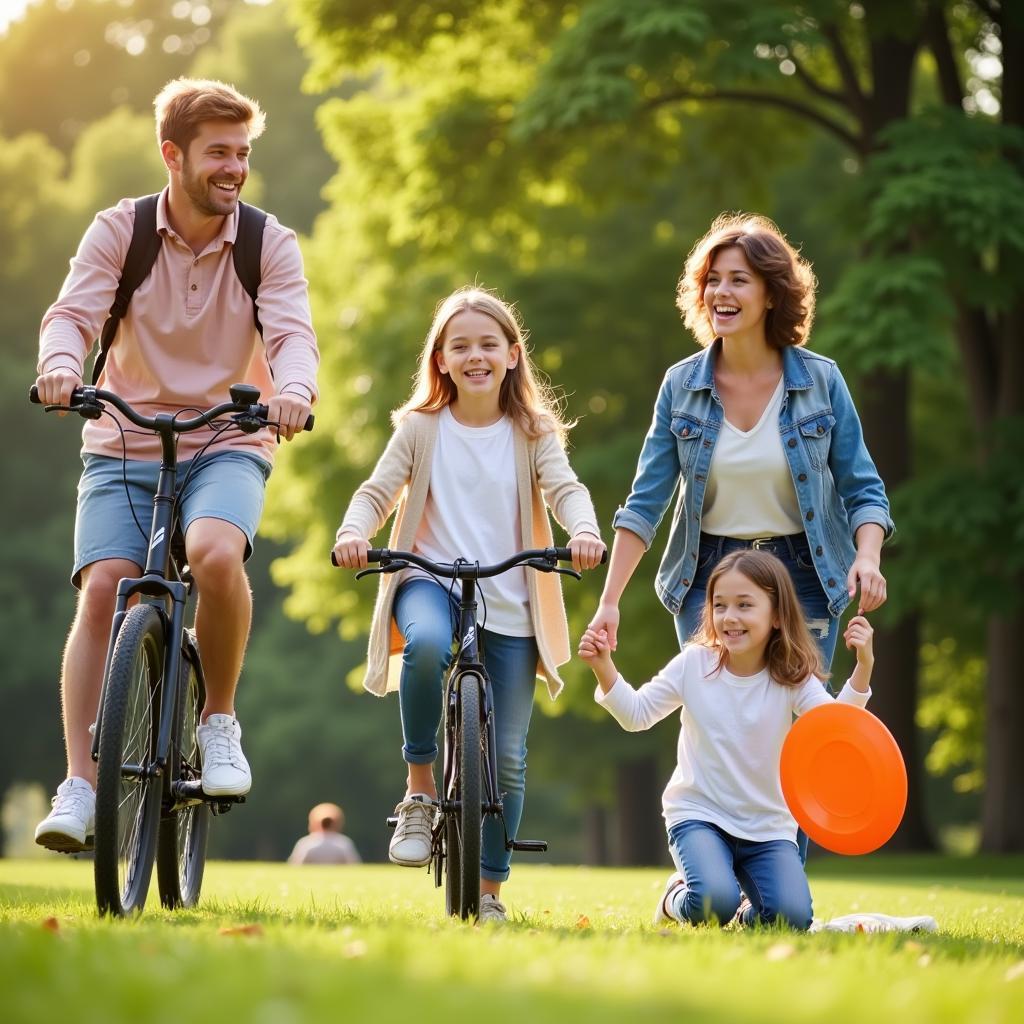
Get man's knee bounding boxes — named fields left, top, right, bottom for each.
left=186, top=522, right=247, bottom=589
left=77, top=560, right=139, bottom=628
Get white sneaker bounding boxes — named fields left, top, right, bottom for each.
left=388, top=794, right=435, bottom=866
left=197, top=714, right=251, bottom=797
left=34, top=778, right=96, bottom=853
left=479, top=893, right=508, bottom=924
left=653, top=872, right=686, bottom=925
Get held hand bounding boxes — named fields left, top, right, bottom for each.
left=268, top=391, right=312, bottom=441
left=847, top=555, right=887, bottom=614
left=332, top=533, right=371, bottom=569
left=578, top=627, right=613, bottom=667
left=587, top=601, right=621, bottom=651
left=35, top=368, right=82, bottom=417
left=568, top=532, right=606, bottom=573
left=843, top=615, right=874, bottom=667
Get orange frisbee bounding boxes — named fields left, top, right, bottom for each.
left=780, top=703, right=907, bottom=855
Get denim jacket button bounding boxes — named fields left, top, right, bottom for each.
left=788, top=438, right=797, bottom=448
left=805, top=510, right=814, bottom=521
left=828, top=578, right=836, bottom=587
left=682, top=578, right=690, bottom=586
left=817, top=425, right=824, bottom=434
left=816, top=545, right=823, bottom=556
left=682, top=427, right=690, bottom=436
left=798, top=473, right=807, bottom=482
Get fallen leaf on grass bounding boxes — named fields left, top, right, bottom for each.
left=765, top=943, right=796, bottom=961
left=41, top=917, right=60, bottom=932
left=1005, top=962, right=1024, bottom=982
left=575, top=915, right=590, bottom=930
left=219, top=924, right=264, bottom=937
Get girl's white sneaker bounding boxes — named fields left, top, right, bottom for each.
left=479, top=893, right=508, bottom=923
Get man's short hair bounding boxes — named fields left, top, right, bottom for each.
left=154, top=77, right=266, bottom=151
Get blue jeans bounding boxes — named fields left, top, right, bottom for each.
left=393, top=578, right=538, bottom=882
left=674, top=532, right=840, bottom=668
left=667, top=820, right=813, bottom=930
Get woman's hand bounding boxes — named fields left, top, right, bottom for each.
left=332, top=533, right=371, bottom=569
left=847, top=555, right=886, bottom=614
left=587, top=601, right=621, bottom=651
left=568, top=532, right=606, bottom=573
left=578, top=627, right=618, bottom=692
left=843, top=615, right=874, bottom=667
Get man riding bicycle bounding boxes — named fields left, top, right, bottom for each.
left=33, top=78, right=319, bottom=852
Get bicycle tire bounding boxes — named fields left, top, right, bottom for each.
left=93, top=604, right=165, bottom=916
left=156, top=645, right=210, bottom=908
left=455, top=674, right=482, bottom=920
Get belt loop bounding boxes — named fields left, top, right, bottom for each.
left=783, top=534, right=798, bottom=561
left=716, top=534, right=725, bottom=559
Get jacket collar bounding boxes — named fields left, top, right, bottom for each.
left=682, top=339, right=814, bottom=392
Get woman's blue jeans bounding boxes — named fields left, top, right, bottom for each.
left=667, top=820, right=813, bottom=930
left=674, top=532, right=838, bottom=865
left=393, top=578, right=537, bottom=882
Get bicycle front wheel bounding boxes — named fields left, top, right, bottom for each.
left=453, top=673, right=482, bottom=920
left=156, top=645, right=210, bottom=908
left=93, top=604, right=165, bottom=916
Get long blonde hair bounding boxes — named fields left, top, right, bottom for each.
left=393, top=286, right=572, bottom=445
left=694, top=550, right=829, bottom=686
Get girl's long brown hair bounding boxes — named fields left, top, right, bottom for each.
left=694, top=550, right=829, bottom=686
left=393, top=286, right=572, bottom=446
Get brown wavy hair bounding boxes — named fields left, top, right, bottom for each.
left=393, top=286, right=572, bottom=445
left=694, top=550, right=829, bottom=687
left=676, top=213, right=816, bottom=350
left=154, top=77, right=266, bottom=150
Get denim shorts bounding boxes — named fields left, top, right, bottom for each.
left=72, top=450, right=271, bottom=588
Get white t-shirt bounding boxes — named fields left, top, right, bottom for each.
left=596, top=644, right=871, bottom=842
left=700, top=378, right=803, bottom=539
left=409, top=406, right=532, bottom=636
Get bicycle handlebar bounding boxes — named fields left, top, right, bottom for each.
left=29, top=384, right=314, bottom=433
left=331, top=546, right=606, bottom=578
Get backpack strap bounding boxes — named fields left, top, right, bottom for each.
left=91, top=195, right=267, bottom=385
left=92, top=193, right=163, bottom=384
left=232, top=200, right=267, bottom=338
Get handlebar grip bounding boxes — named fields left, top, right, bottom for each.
left=304, top=414, right=315, bottom=432
left=331, top=547, right=383, bottom=567
left=552, top=546, right=608, bottom=564
left=29, top=386, right=40, bottom=404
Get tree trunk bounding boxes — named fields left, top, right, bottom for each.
left=980, top=603, right=1024, bottom=850
left=855, top=366, right=933, bottom=849
left=614, top=756, right=666, bottom=865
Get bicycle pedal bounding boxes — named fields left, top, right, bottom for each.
left=508, top=839, right=548, bottom=853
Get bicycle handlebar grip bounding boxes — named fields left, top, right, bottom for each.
left=330, top=547, right=383, bottom=566
left=304, top=414, right=315, bottom=432
left=552, top=546, right=608, bottom=564
left=29, top=386, right=40, bottom=404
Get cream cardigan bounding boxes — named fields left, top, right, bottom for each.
left=338, top=410, right=601, bottom=699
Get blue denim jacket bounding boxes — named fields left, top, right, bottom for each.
left=612, top=342, right=894, bottom=617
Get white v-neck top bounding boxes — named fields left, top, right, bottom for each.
left=700, top=378, right=802, bottom=538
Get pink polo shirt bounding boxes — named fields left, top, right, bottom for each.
left=38, top=188, right=319, bottom=463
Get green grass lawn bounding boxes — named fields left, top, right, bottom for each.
left=1, top=856, right=1022, bottom=1023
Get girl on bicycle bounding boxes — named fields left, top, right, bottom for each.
left=333, top=286, right=605, bottom=922
left=579, top=549, right=875, bottom=930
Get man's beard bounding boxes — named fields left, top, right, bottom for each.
left=181, top=158, right=240, bottom=216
